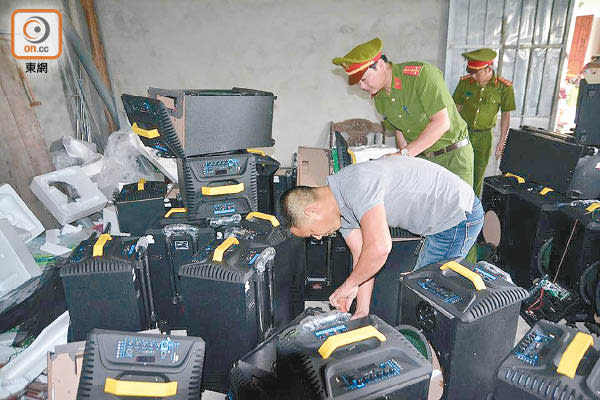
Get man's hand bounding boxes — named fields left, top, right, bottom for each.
left=329, top=281, right=359, bottom=313
left=495, top=140, right=505, bottom=159
left=351, top=308, right=369, bottom=320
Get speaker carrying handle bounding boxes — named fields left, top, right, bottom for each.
left=92, top=234, right=112, bottom=257
left=164, top=207, right=187, bottom=218
left=246, top=212, right=280, bottom=227
left=440, top=261, right=486, bottom=291
left=212, top=236, right=239, bottom=262
left=318, top=325, right=386, bottom=359
left=132, top=122, right=160, bottom=139
left=556, top=332, right=594, bottom=379
left=201, top=183, right=245, bottom=196
left=104, top=377, right=177, bottom=397
left=503, top=172, right=525, bottom=184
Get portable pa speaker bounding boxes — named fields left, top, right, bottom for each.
left=575, top=79, right=600, bottom=146
left=76, top=329, right=205, bottom=399
left=60, top=235, right=154, bottom=341
left=548, top=200, right=600, bottom=289
left=399, top=260, right=529, bottom=399
left=305, top=233, right=352, bottom=301
left=178, top=238, right=275, bottom=392
left=277, top=311, right=432, bottom=399
left=114, top=180, right=167, bottom=235
left=178, top=151, right=258, bottom=219
left=494, top=320, right=600, bottom=399
left=371, top=230, right=421, bottom=326
left=148, top=87, right=276, bottom=157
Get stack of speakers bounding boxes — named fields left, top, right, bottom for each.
left=481, top=126, right=600, bottom=293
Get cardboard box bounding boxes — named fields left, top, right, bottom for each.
left=47, top=341, right=85, bottom=400
left=296, top=146, right=331, bottom=187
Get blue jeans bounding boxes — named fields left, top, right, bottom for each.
left=414, top=196, right=484, bottom=270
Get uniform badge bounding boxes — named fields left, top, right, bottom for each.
left=402, top=65, right=422, bottom=76
left=394, top=77, right=402, bottom=90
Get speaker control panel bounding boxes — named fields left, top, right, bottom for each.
left=513, top=329, right=555, bottom=367
left=418, top=278, right=462, bottom=304
left=200, top=158, right=241, bottom=177
left=114, top=335, right=182, bottom=365
left=331, top=359, right=403, bottom=394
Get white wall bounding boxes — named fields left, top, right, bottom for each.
left=95, top=0, right=450, bottom=166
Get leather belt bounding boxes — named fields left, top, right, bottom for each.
left=421, top=138, right=470, bottom=159
left=469, top=128, right=492, bottom=133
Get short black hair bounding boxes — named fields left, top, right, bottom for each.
left=280, top=186, right=316, bottom=228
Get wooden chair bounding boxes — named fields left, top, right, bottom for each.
left=329, top=119, right=385, bottom=147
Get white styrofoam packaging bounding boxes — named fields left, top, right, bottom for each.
left=30, top=166, right=108, bottom=225
left=0, top=218, right=41, bottom=299
left=347, top=144, right=399, bottom=164
left=0, top=184, right=44, bottom=243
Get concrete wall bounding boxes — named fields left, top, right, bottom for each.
left=95, top=0, right=450, bottom=166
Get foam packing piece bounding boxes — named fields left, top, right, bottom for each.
left=0, top=184, right=44, bottom=243
left=30, top=166, right=108, bottom=225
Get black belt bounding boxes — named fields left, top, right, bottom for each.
left=468, top=128, right=492, bottom=133
left=421, top=138, right=470, bottom=159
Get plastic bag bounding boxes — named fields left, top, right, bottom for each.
left=96, top=131, right=163, bottom=198
left=63, top=136, right=101, bottom=165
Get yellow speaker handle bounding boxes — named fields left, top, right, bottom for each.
left=557, top=332, right=594, bottom=379
left=164, top=208, right=187, bottom=218
left=104, top=377, right=177, bottom=397
left=212, top=237, right=239, bottom=262
left=504, top=172, right=525, bottom=184
left=318, top=325, right=386, bottom=359
left=137, top=178, right=146, bottom=191
left=586, top=203, right=600, bottom=214
left=246, top=212, right=280, bottom=227
left=93, top=234, right=112, bottom=257
left=347, top=148, right=357, bottom=164
left=440, top=261, right=486, bottom=291
left=132, top=122, right=160, bottom=139
left=246, top=148, right=266, bottom=157
left=201, top=183, right=245, bottom=196
left=539, top=187, right=554, bottom=195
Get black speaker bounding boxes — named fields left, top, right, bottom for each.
left=494, top=320, right=600, bottom=399
left=277, top=311, right=432, bottom=399
left=499, top=183, right=569, bottom=287
left=501, top=127, right=600, bottom=199
left=76, top=329, right=205, bottom=400
left=177, top=151, right=258, bottom=219
left=178, top=238, right=275, bottom=393
left=60, top=236, right=154, bottom=342
left=254, top=152, right=280, bottom=215
left=304, top=233, right=352, bottom=301
left=113, top=180, right=168, bottom=235
left=145, top=220, right=215, bottom=331
left=272, top=167, right=295, bottom=225
left=548, top=200, right=600, bottom=289
left=575, top=79, right=600, bottom=146
left=371, top=233, right=421, bottom=326
left=399, top=260, right=529, bottom=399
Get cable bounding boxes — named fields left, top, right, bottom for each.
left=553, top=219, right=578, bottom=283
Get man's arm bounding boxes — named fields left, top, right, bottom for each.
left=496, top=111, right=510, bottom=159
left=343, top=229, right=375, bottom=319
left=403, top=108, right=450, bottom=156
left=329, top=204, right=392, bottom=313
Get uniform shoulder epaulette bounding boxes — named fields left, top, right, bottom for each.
left=497, top=77, right=513, bottom=86
left=460, top=74, right=471, bottom=81
left=402, top=65, right=423, bottom=76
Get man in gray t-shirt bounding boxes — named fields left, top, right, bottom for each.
left=282, top=156, right=484, bottom=318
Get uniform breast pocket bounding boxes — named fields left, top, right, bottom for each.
left=482, top=93, right=501, bottom=107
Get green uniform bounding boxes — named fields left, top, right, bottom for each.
left=453, top=72, right=516, bottom=196
left=374, top=62, right=474, bottom=186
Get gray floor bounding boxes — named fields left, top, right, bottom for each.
left=201, top=300, right=534, bottom=399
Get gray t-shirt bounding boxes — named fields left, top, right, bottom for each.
left=326, top=156, right=475, bottom=237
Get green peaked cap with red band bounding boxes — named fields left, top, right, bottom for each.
left=462, top=48, right=497, bottom=71
left=332, top=38, right=383, bottom=85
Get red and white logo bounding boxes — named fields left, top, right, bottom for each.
left=11, top=9, right=62, bottom=59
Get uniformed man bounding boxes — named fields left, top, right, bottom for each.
left=453, top=48, right=516, bottom=196
left=332, top=37, right=474, bottom=186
